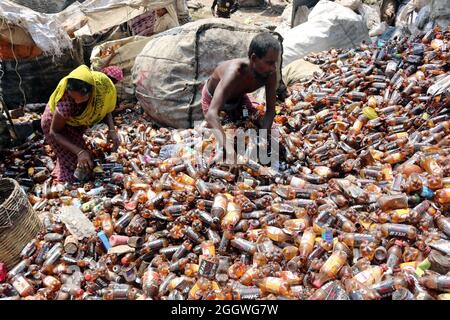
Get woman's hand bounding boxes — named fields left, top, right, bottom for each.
left=107, top=129, right=120, bottom=151
left=77, top=150, right=94, bottom=170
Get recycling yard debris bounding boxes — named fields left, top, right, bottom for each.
left=0, top=0, right=449, bottom=301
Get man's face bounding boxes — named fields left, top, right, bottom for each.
left=251, top=48, right=279, bottom=81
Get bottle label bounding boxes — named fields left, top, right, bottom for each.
left=322, top=254, right=344, bottom=277
left=13, top=276, right=32, bottom=295
left=239, top=288, right=261, bottom=300
left=354, top=234, right=375, bottom=245
left=198, top=257, right=218, bottom=280
left=374, top=280, right=395, bottom=297
left=387, top=224, right=410, bottom=237
left=354, top=270, right=372, bottom=285
left=243, top=178, right=254, bottom=186
left=95, top=277, right=108, bottom=289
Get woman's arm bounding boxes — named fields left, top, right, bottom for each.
left=50, top=111, right=93, bottom=169
left=50, top=112, right=83, bottom=155
left=104, top=112, right=120, bottom=151
left=104, top=112, right=115, bottom=131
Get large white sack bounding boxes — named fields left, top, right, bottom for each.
left=430, top=0, right=450, bottom=28
left=90, top=36, right=152, bottom=102
left=283, top=0, right=370, bottom=66
left=275, top=4, right=310, bottom=38
left=358, top=4, right=381, bottom=32
left=335, top=0, right=361, bottom=11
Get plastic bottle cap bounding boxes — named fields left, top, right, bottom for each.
left=380, top=264, right=389, bottom=272
left=394, top=240, right=404, bottom=247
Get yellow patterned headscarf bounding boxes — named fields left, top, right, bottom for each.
left=48, top=65, right=117, bottom=126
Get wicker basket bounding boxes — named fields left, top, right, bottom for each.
left=0, top=178, right=42, bottom=269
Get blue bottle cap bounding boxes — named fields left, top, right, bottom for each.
left=322, top=230, right=333, bottom=243
left=98, top=231, right=111, bottom=250
left=420, top=186, right=434, bottom=199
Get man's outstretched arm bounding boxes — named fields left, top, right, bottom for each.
left=205, top=72, right=236, bottom=162
left=261, top=73, right=277, bottom=130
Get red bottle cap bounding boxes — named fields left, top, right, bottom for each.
left=75, top=289, right=84, bottom=297
left=0, top=263, right=7, bottom=283
left=394, top=240, right=404, bottom=247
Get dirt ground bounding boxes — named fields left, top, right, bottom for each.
left=188, top=0, right=290, bottom=27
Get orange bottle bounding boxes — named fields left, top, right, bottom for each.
left=352, top=265, right=386, bottom=286
left=101, top=212, right=114, bottom=237
left=176, top=173, right=196, bottom=186
left=379, top=223, right=417, bottom=240
left=221, top=201, right=241, bottom=231
left=227, top=261, right=247, bottom=280
left=435, top=188, right=450, bottom=205
left=384, top=151, right=407, bottom=164
left=282, top=246, right=299, bottom=261
left=297, top=227, right=316, bottom=264
left=240, top=266, right=260, bottom=286
left=419, top=157, right=443, bottom=176
left=142, top=267, right=160, bottom=298
left=419, top=275, right=450, bottom=291
left=264, top=226, right=290, bottom=243
left=312, top=250, right=348, bottom=288
left=254, top=277, right=291, bottom=296
left=386, top=240, right=403, bottom=269
left=284, top=217, right=310, bottom=233
left=211, top=194, right=228, bottom=222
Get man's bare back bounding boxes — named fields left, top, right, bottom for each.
left=207, top=58, right=270, bottom=104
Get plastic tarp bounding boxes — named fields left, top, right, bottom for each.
left=10, top=0, right=82, bottom=13
left=0, top=0, right=72, bottom=55
left=133, top=19, right=283, bottom=129
left=90, top=35, right=152, bottom=101
left=0, top=40, right=84, bottom=108
left=57, top=0, right=178, bottom=37
left=282, top=0, right=370, bottom=66
left=0, top=24, right=35, bottom=46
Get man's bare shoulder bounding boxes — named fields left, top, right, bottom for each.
left=216, top=58, right=249, bottom=75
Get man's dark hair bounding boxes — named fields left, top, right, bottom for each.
left=248, top=32, right=281, bottom=59
left=67, top=78, right=92, bottom=96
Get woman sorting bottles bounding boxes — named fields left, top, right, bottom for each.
left=41, top=65, right=119, bottom=183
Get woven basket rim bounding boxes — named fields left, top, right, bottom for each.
left=0, top=177, right=18, bottom=204
left=0, top=178, right=42, bottom=269
left=0, top=178, right=23, bottom=228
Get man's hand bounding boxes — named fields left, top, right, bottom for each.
left=107, top=130, right=120, bottom=151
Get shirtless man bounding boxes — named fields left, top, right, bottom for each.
left=202, top=32, right=280, bottom=163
